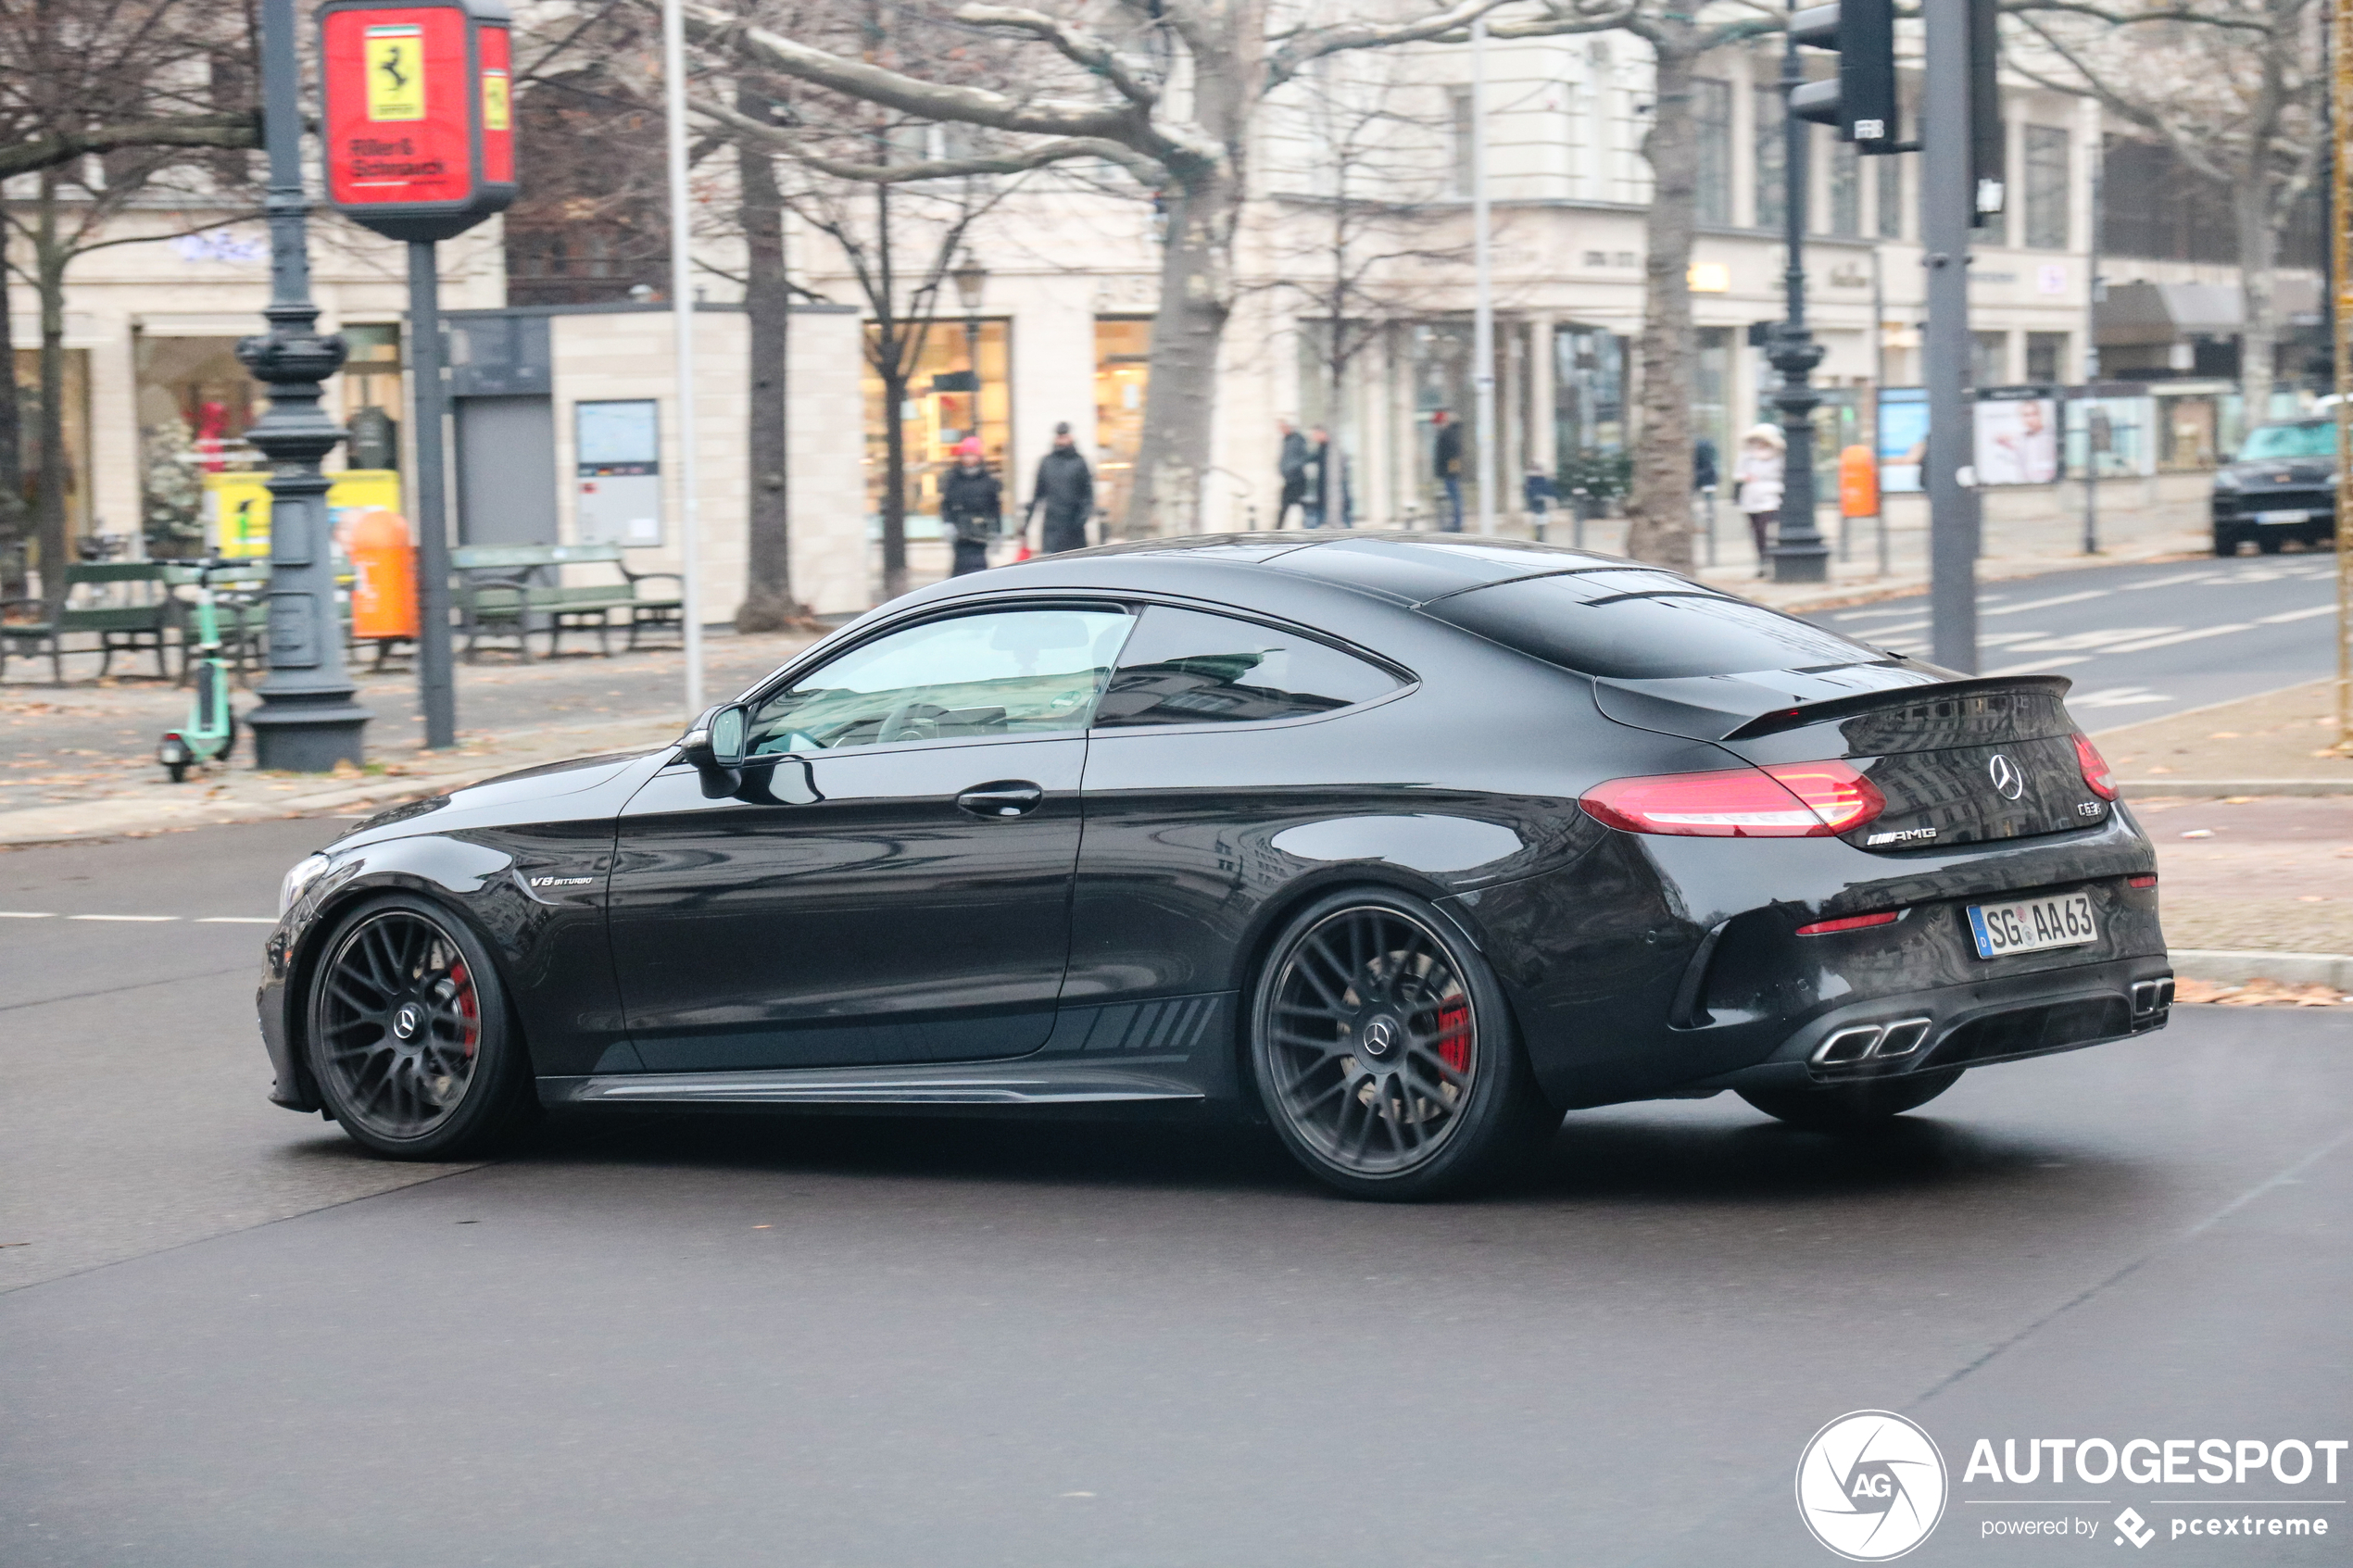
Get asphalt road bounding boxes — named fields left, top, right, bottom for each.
left=3, top=822, right=2347, bottom=1567
left=1812, top=554, right=2345, bottom=726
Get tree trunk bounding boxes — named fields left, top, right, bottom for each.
left=879, top=362, right=910, bottom=600
left=33, top=174, right=70, bottom=609
left=1622, top=41, right=1697, bottom=571
left=0, top=221, right=25, bottom=595
left=1126, top=165, right=1239, bottom=537
left=2233, top=169, right=2277, bottom=424
left=734, top=113, right=803, bottom=633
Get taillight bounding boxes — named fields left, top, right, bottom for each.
left=2072, top=733, right=2118, bottom=800
left=1580, top=760, right=1884, bottom=838
left=2128, top=873, right=2157, bottom=889
left=1795, top=910, right=1902, bottom=935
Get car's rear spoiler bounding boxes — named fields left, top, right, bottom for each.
left=1592, top=669, right=2075, bottom=744
left=1718, top=673, right=2077, bottom=741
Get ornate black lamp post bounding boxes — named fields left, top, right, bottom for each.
left=1768, top=1, right=1832, bottom=584
left=951, top=252, right=989, bottom=443
left=237, top=0, right=369, bottom=769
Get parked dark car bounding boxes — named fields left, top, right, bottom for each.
left=2212, top=418, right=2337, bottom=555
left=258, top=534, right=2171, bottom=1198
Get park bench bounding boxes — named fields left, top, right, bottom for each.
left=0, top=561, right=178, bottom=683
left=450, top=543, right=684, bottom=661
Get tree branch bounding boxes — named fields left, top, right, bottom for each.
left=0, top=113, right=259, bottom=180
left=693, top=96, right=1166, bottom=186
left=950, top=4, right=1162, bottom=107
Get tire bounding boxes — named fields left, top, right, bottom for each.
left=1249, top=887, right=1556, bottom=1200
left=1738, top=1068, right=1963, bottom=1134
left=305, top=893, right=538, bottom=1160
left=2211, top=532, right=2240, bottom=557
left=2257, top=533, right=2285, bottom=554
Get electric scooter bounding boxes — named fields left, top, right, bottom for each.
left=157, top=558, right=240, bottom=782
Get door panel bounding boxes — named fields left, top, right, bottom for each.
left=608, top=736, right=1085, bottom=1072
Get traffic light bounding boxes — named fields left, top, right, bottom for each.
left=1968, top=0, right=2006, bottom=227
left=1787, top=0, right=1899, bottom=150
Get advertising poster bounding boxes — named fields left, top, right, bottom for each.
left=1974, top=387, right=2062, bottom=485
left=1877, top=387, right=1930, bottom=493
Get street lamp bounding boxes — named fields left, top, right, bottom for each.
left=1768, top=0, right=1832, bottom=584
left=237, top=0, right=369, bottom=770
left=951, top=253, right=988, bottom=449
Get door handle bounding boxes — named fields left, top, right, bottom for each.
left=957, top=780, right=1045, bottom=819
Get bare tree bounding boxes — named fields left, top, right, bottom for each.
left=671, top=0, right=1632, bottom=538
left=2007, top=0, right=2326, bottom=420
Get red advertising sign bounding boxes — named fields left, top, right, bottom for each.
left=319, top=0, right=516, bottom=243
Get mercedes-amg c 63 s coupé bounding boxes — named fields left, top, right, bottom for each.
left=258, top=533, right=2172, bottom=1198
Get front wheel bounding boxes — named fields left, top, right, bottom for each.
left=1250, top=889, right=1556, bottom=1200
left=1738, top=1069, right=1962, bottom=1133
left=305, top=894, right=537, bottom=1159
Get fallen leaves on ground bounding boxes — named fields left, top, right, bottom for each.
left=2175, top=977, right=2350, bottom=1007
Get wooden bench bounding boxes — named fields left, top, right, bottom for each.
left=450, top=544, right=684, bottom=661
left=0, top=562, right=179, bottom=683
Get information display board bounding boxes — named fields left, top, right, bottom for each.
left=574, top=400, right=663, bottom=546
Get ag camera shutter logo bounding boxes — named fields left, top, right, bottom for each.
left=1796, top=1411, right=1948, bottom=1561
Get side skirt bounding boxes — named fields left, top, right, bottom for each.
left=540, top=1054, right=1210, bottom=1109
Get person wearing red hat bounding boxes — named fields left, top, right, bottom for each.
left=940, top=442, right=1002, bottom=576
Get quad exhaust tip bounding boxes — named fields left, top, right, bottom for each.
left=2130, top=977, right=2175, bottom=1018
left=1812, top=1016, right=1935, bottom=1067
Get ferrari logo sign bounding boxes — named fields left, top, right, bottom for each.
left=481, top=68, right=509, bottom=132
left=363, top=25, right=426, bottom=120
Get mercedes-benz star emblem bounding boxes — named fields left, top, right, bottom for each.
left=1986, top=753, right=2025, bottom=801
left=392, top=1003, right=422, bottom=1041
left=1361, top=1017, right=1398, bottom=1059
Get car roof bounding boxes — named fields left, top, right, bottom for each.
left=909, top=531, right=1667, bottom=611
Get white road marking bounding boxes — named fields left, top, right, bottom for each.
left=1981, top=657, right=2091, bottom=676
left=1982, top=589, right=2111, bottom=617
left=2097, top=622, right=2256, bottom=654
left=2067, top=685, right=2174, bottom=709
left=2259, top=603, right=2339, bottom=624
left=2121, top=570, right=2228, bottom=591
left=67, top=914, right=179, bottom=922
left=0, top=911, right=58, bottom=919
left=1831, top=606, right=1930, bottom=623
left=195, top=917, right=276, bottom=924
left=1996, top=627, right=2180, bottom=653
left=1844, top=617, right=1931, bottom=635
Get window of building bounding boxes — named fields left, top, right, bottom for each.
left=2025, top=332, right=2069, bottom=385
left=1753, top=84, right=1785, bottom=230
left=1694, top=327, right=1734, bottom=485
left=1095, top=606, right=1402, bottom=728
left=1876, top=150, right=1904, bottom=239
left=2022, top=125, right=2069, bottom=249
left=1094, top=319, right=1151, bottom=533
left=1971, top=331, right=2011, bottom=389
left=862, top=319, right=1012, bottom=533
left=1827, top=132, right=1861, bottom=237
left=338, top=324, right=403, bottom=474
left=1694, top=78, right=1732, bottom=225
left=1554, top=324, right=1628, bottom=464
left=1449, top=86, right=1475, bottom=198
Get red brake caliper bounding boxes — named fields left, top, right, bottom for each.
left=447, top=960, right=481, bottom=1057
left=1435, top=1000, right=1471, bottom=1074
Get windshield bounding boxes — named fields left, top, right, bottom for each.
left=2237, top=422, right=2334, bottom=461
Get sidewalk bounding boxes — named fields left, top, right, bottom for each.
left=2097, top=678, right=2353, bottom=797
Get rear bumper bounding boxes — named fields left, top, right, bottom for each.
left=1688, top=951, right=2172, bottom=1098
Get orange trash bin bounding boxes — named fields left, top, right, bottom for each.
left=1838, top=444, right=1880, bottom=518
left=348, top=508, right=420, bottom=641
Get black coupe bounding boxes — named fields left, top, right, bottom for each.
left=258, top=534, right=2171, bottom=1198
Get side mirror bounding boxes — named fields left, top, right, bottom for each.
left=708, top=704, right=749, bottom=769
left=680, top=703, right=749, bottom=797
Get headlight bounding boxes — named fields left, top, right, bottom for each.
left=279, top=853, right=332, bottom=917
left=2210, top=470, right=2241, bottom=492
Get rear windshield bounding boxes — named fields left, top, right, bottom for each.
left=2238, top=421, right=2333, bottom=460
left=1420, top=570, right=1886, bottom=679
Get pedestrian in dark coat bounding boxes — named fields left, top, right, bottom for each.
left=1027, top=422, right=1095, bottom=554
left=1432, top=409, right=1465, bottom=531
left=941, top=443, right=1001, bottom=577
left=1277, top=419, right=1309, bottom=527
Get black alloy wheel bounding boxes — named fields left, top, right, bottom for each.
left=307, top=895, right=534, bottom=1159
left=1252, top=889, right=1554, bottom=1200
left=1738, top=1068, right=1963, bottom=1134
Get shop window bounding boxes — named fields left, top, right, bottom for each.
left=862, top=319, right=1012, bottom=533
left=340, top=323, right=403, bottom=473
left=133, top=337, right=251, bottom=557
left=1094, top=319, right=1151, bottom=533
left=1693, top=327, right=1733, bottom=485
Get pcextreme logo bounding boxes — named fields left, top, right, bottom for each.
left=1797, top=1411, right=1950, bottom=1562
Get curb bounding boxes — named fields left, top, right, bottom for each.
left=2169, top=947, right=2353, bottom=991
left=2120, top=780, right=2353, bottom=799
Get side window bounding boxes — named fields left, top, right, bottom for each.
left=1093, top=606, right=1403, bottom=729
left=749, top=608, right=1133, bottom=752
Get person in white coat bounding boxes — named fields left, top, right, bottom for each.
left=1732, top=423, right=1786, bottom=578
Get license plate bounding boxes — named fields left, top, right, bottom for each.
left=1966, top=892, right=2098, bottom=960
left=2253, top=509, right=2309, bottom=524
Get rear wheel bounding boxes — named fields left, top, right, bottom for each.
left=1739, top=1069, right=1962, bottom=1133
left=2211, top=531, right=2241, bottom=557
left=1250, top=889, right=1555, bottom=1200
left=306, top=894, right=536, bottom=1159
